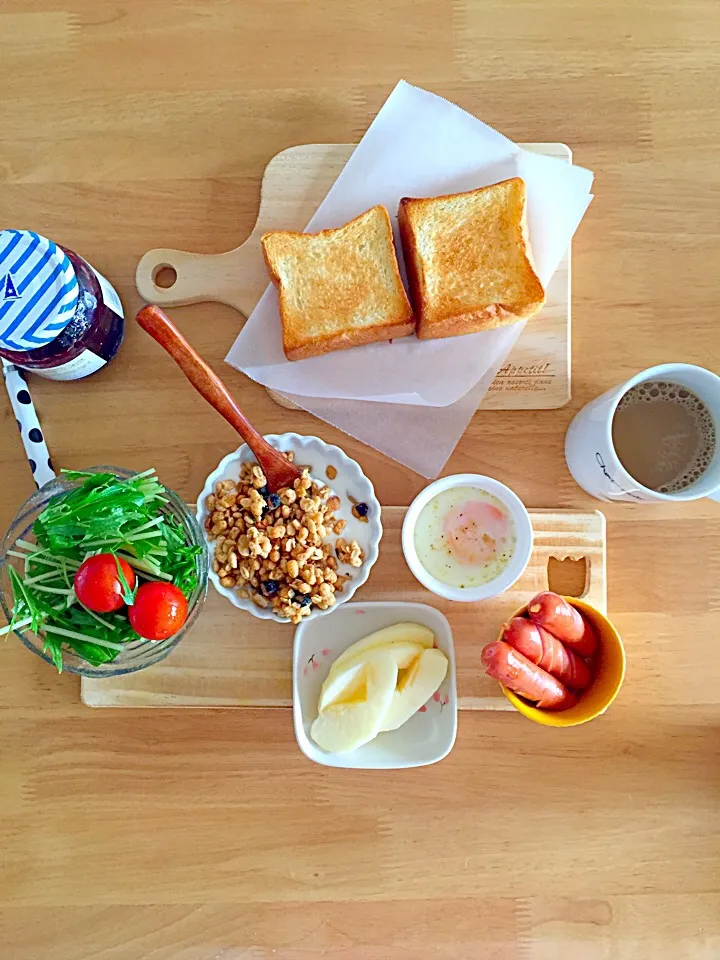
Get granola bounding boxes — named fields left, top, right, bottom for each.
left=205, top=457, right=365, bottom=624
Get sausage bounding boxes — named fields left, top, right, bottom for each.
left=502, top=617, right=592, bottom=691
left=577, top=611, right=599, bottom=659
left=527, top=592, right=597, bottom=656
left=482, top=640, right=577, bottom=710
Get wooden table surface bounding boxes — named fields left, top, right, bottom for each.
left=2, top=2, right=720, bottom=958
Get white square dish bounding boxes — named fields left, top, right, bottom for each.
left=293, top=601, right=457, bottom=769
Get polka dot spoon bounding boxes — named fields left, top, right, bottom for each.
left=2, top=360, right=55, bottom=488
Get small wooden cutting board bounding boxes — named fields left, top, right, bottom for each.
left=81, top=507, right=605, bottom=710
left=136, top=142, right=573, bottom=410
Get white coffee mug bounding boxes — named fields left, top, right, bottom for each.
left=565, top=363, right=720, bottom=502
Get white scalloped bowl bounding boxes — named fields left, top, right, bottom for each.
left=196, top=434, right=382, bottom=624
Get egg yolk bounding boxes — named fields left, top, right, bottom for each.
left=443, top=500, right=509, bottom=565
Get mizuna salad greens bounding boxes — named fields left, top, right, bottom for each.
left=0, top=469, right=202, bottom=671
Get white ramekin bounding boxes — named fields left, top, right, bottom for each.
left=401, top=474, right=533, bottom=603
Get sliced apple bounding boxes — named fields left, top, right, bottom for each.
left=378, top=647, right=449, bottom=732
left=319, top=641, right=423, bottom=712
left=396, top=650, right=424, bottom=692
left=318, top=661, right=366, bottom=713
left=328, top=623, right=435, bottom=678
left=310, top=649, right=398, bottom=753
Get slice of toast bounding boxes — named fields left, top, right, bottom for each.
left=398, top=178, right=545, bottom=340
left=262, top=205, right=414, bottom=361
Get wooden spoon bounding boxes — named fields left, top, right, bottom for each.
left=136, top=305, right=302, bottom=492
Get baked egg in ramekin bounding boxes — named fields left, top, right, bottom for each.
left=401, top=474, right=533, bottom=603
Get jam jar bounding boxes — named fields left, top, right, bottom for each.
left=0, top=230, right=124, bottom=380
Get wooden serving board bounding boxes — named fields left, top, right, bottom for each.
left=136, top=143, right=573, bottom=410
left=81, top=507, right=605, bottom=710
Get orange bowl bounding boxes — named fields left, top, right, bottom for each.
left=496, top=597, right=625, bottom=727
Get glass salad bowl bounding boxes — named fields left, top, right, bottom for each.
left=0, top=467, right=208, bottom=677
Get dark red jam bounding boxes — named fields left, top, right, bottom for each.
left=0, top=232, right=124, bottom=380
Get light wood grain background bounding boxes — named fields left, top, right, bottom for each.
left=2, top=2, right=720, bottom=958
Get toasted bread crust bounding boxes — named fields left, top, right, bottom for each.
left=285, top=319, right=415, bottom=360
left=399, top=179, right=545, bottom=341
left=262, top=205, right=414, bottom=361
left=262, top=206, right=394, bottom=264
left=414, top=305, right=531, bottom=339
left=397, top=198, right=424, bottom=329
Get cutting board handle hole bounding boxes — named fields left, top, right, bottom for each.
left=153, top=264, right=177, bottom=289
left=546, top=556, right=589, bottom=598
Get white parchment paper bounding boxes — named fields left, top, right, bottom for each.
left=226, top=80, right=593, bottom=408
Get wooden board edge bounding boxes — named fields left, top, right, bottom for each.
left=459, top=697, right=516, bottom=712
left=81, top=691, right=291, bottom=709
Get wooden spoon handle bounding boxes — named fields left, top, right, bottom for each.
left=136, top=305, right=269, bottom=452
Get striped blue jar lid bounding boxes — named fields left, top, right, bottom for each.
left=0, top=230, right=79, bottom=352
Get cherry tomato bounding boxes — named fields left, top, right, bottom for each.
left=129, top=581, right=188, bottom=641
left=74, top=554, right=136, bottom=613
